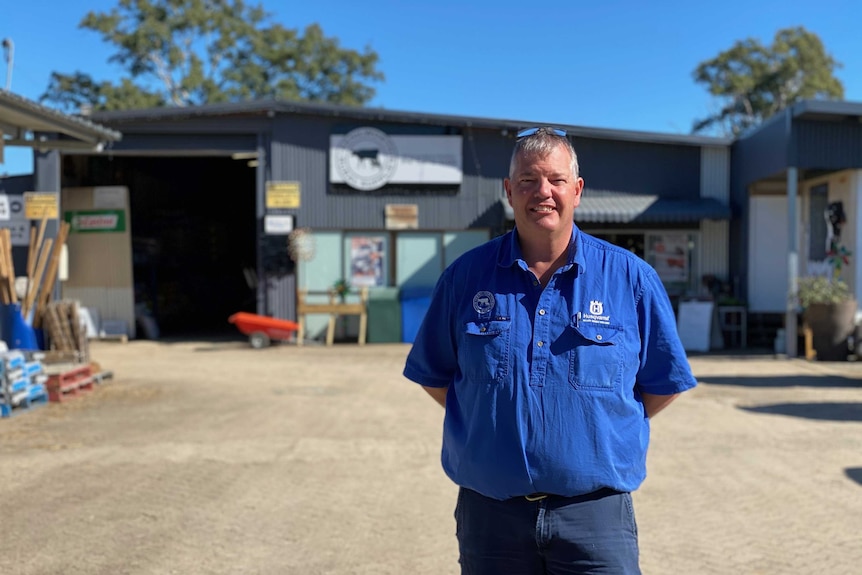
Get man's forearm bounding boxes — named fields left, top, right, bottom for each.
left=422, top=385, right=448, bottom=408
left=641, top=392, right=679, bottom=418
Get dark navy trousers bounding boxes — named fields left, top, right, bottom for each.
left=455, top=487, right=641, bottom=574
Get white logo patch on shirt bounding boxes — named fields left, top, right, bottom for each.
left=472, top=291, right=495, bottom=317
left=581, top=300, right=611, bottom=325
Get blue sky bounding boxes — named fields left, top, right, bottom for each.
left=2, top=0, right=861, bottom=176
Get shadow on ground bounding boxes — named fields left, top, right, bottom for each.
left=845, top=468, right=862, bottom=486
left=739, top=402, right=862, bottom=422
left=143, top=331, right=259, bottom=352
left=699, top=376, right=862, bottom=389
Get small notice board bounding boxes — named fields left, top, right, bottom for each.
left=677, top=300, right=714, bottom=352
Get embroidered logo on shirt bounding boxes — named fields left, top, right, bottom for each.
left=581, top=300, right=611, bottom=325
left=472, top=291, right=495, bottom=318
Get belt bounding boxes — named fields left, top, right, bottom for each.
left=524, top=493, right=550, bottom=501
left=521, top=487, right=619, bottom=503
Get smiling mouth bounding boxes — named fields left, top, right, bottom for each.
left=532, top=206, right=555, bottom=213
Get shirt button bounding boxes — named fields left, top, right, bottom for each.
left=538, top=309, right=546, bottom=316
left=537, top=341, right=544, bottom=347
left=596, top=334, right=602, bottom=340
left=480, top=327, right=487, bottom=333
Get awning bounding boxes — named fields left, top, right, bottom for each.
left=0, top=89, right=121, bottom=151
left=574, top=192, right=730, bottom=223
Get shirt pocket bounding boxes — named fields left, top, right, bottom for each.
left=461, top=319, right=512, bottom=384
left=569, top=321, right=624, bottom=392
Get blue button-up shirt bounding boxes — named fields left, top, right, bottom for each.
left=403, top=226, right=697, bottom=500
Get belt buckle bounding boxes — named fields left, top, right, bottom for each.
left=524, top=493, right=548, bottom=502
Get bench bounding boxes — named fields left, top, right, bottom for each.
left=296, top=288, right=368, bottom=346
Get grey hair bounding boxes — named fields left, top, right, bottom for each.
left=508, top=127, right=579, bottom=179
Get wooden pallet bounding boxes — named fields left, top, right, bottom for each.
left=45, top=364, right=94, bottom=403
left=0, top=388, right=48, bottom=417
left=91, top=370, right=114, bottom=385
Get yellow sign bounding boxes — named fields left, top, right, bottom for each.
left=266, top=181, right=301, bottom=209
left=24, top=192, right=59, bottom=219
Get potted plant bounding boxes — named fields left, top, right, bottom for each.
left=793, top=276, right=857, bottom=361
left=332, top=279, right=351, bottom=302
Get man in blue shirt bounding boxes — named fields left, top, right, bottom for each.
left=403, top=127, right=698, bottom=574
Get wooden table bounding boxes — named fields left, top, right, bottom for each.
left=296, top=288, right=368, bottom=346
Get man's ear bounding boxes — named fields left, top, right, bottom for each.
left=574, top=178, right=584, bottom=198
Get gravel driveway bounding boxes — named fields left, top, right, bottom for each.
left=1, top=340, right=861, bottom=574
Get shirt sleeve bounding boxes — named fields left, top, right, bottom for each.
left=635, top=267, right=698, bottom=395
left=402, top=269, right=458, bottom=388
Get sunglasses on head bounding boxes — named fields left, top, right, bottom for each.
left=516, top=127, right=567, bottom=139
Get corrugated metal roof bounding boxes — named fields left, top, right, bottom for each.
left=0, top=89, right=121, bottom=147
left=574, top=191, right=730, bottom=223
left=791, top=99, right=862, bottom=119
left=737, top=99, right=862, bottom=141
left=502, top=191, right=731, bottom=223
left=91, top=98, right=732, bottom=147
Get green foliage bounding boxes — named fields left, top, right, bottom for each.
left=793, top=276, right=853, bottom=308
left=332, top=279, right=350, bottom=301
left=43, top=72, right=166, bottom=111
left=692, top=26, right=844, bottom=136
left=40, top=0, right=384, bottom=112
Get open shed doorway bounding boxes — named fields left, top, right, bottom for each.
left=65, top=155, right=258, bottom=339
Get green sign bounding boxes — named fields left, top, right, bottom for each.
left=63, top=210, right=126, bottom=233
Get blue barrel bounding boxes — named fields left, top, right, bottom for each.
left=399, top=286, right=434, bottom=344
left=0, top=303, right=39, bottom=350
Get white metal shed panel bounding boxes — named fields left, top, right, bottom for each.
left=748, top=195, right=795, bottom=313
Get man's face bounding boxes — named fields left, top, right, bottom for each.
left=504, top=144, right=584, bottom=238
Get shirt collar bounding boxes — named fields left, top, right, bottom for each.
left=498, top=225, right=585, bottom=274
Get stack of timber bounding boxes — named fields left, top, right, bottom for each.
left=0, top=217, right=71, bottom=334
left=31, top=219, right=71, bottom=330
left=42, top=300, right=90, bottom=364
left=0, top=228, right=19, bottom=307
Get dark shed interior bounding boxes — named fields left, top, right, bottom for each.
left=63, top=155, right=258, bottom=337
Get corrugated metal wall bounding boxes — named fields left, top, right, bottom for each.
left=0, top=174, right=33, bottom=194
left=0, top=174, right=34, bottom=273
left=270, top=117, right=511, bottom=231
left=574, top=138, right=701, bottom=198
left=33, top=149, right=62, bottom=241
left=729, top=115, right=790, bottom=292
left=731, top=115, right=789, bottom=187
left=699, top=220, right=729, bottom=281
left=700, top=147, right=730, bottom=283
left=795, top=120, right=862, bottom=170
left=265, top=274, right=297, bottom=321
left=700, top=147, right=730, bottom=202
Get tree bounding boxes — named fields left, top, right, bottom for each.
left=40, top=0, right=384, bottom=112
left=692, top=27, right=843, bottom=137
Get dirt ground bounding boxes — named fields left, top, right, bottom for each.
left=1, top=339, right=861, bottom=574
